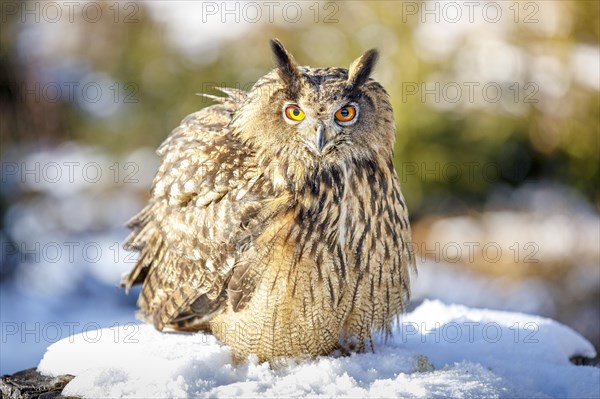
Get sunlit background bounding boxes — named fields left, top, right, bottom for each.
left=1, top=0, right=598, bottom=374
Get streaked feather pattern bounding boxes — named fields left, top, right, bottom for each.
left=123, top=40, right=415, bottom=362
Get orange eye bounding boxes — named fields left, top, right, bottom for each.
left=335, top=105, right=357, bottom=123
left=284, top=105, right=305, bottom=122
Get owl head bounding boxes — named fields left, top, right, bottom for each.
left=232, top=40, right=396, bottom=190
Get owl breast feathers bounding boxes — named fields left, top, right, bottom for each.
left=123, top=39, right=415, bottom=362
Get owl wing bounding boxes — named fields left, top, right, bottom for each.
left=122, top=89, right=268, bottom=330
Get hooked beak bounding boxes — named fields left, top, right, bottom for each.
left=314, top=123, right=325, bottom=153
left=304, top=120, right=327, bottom=156
left=302, top=120, right=332, bottom=156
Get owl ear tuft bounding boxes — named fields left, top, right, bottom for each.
left=346, top=49, right=379, bottom=92
left=270, top=39, right=302, bottom=89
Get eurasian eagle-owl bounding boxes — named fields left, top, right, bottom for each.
left=123, top=40, right=415, bottom=362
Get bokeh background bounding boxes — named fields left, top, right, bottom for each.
left=1, top=1, right=598, bottom=374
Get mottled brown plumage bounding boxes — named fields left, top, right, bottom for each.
left=122, top=40, right=415, bottom=362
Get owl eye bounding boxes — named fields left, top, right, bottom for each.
left=284, top=105, right=305, bottom=122
left=335, top=105, right=357, bottom=124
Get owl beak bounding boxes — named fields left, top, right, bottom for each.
left=315, top=123, right=325, bottom=153
left=304, top=121, right=330, bottom=156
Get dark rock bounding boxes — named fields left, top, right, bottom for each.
left=570, top=355, right=600, bottom=367
left=0, top=368, right=77, bottom=399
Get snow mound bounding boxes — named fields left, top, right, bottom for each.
left=38, top=300, right=599, bottom=398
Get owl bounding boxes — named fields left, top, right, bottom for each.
left=122, top=39, right=415, bottom=362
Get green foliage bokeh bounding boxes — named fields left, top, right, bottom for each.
left=1, top=0, right=598, bottom=217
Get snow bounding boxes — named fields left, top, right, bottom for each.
left=37, top=300, right=599, bottom=399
